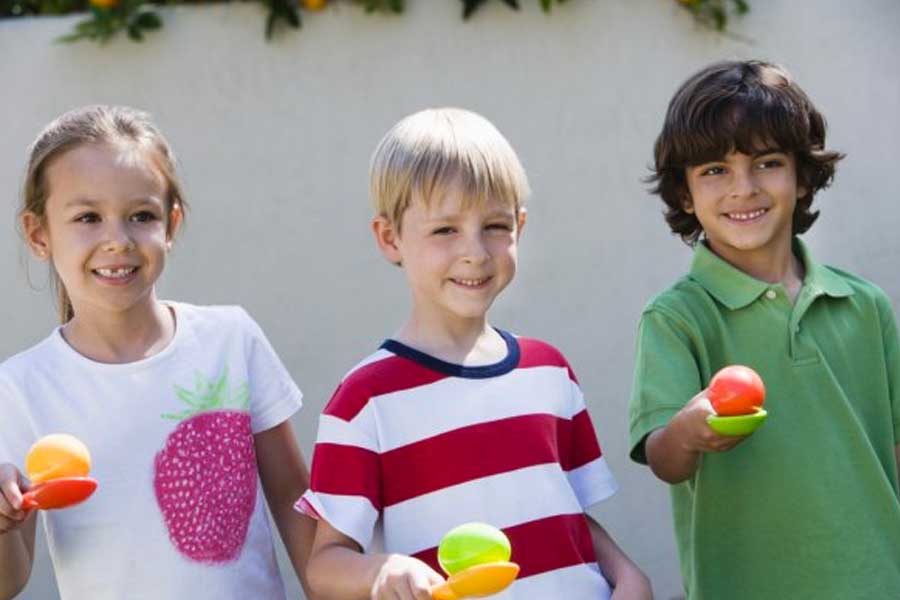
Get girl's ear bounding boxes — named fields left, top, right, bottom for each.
left=515, top=207, right=527, bottom=240
left=166, top=202, right=184, bottom=249
left=372, top=215, right=403, bottom=267
left=21, top=211, right=51, bottom=260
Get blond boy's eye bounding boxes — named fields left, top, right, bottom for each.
left=75, top=212, right=100, bottom=223
left=486, top=223, right=512, bottom=231
left=432, top=226, right=455, bottom=235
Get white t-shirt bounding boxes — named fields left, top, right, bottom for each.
left=0, top=302, right=303, bottom=600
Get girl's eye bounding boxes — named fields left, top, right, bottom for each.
left=432, top=226, right=455, bottom=235
left=131, top=211, right=158, bottom=223
left=75, top=212, right=100, bottom=223
left=486, top=223, right=513, bottom=232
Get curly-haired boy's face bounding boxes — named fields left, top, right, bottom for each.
left=684, top=150, right=805, bottom=265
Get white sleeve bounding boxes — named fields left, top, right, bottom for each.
left=237, top=308, right=303, bottom=433
left=0, top=372, right=37, bottom=470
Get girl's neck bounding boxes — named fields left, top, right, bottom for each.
left=61, top=296, right=176, bottom=364
left=394, top=312, right=506, bottom=366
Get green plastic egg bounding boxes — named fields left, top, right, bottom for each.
left=437, top=522, right=512, bottom=576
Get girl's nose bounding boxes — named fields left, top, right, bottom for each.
left=102, top=222, right=136, bottom=252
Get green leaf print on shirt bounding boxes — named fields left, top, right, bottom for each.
left=161, top=366, right=250, bottom=420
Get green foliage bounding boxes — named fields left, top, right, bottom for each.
left=677, top=0, right=749, bottom=32
left=54, top=0, right=161, bottom=43
left=0, top=0, right=751, bottom=44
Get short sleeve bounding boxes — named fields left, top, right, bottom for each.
left=628, top=306, right=703, bottom=464
left=0, top=373, right=33, bottom=468
left=238, top=308, right=303, bottom=433
left=295, top=381, right=381, bottom=551
left=564, top=374, right=618, bottom=509
left=875, top=292, right=900, bottom=443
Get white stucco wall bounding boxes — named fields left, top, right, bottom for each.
left=2, top=1, right=899, bottom=598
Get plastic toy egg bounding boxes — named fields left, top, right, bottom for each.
left=437, top=522, right=512, bottom=576
left=25, top=434, right=92, bottom=483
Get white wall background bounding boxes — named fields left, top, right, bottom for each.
left=2, top=1, right=899, bottom=598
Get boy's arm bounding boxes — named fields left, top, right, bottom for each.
left=0, top=464, right=37, bottom=600
left=644, top=391, right=748, bottom=484
left=896, top=444, right=900, bottom=493
left=585, top=516, right=652, bottom=599
left=306, top=519, right=443, bottom=600
left=255, top=421, right=317, bottom=597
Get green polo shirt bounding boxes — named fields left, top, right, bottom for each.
left=629, top=239, right=900, bottom=600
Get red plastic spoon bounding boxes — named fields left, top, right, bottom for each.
left=22, top=477, right=98, bottom=511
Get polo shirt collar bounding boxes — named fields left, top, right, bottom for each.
left=689, top=237, right=854, bottom=310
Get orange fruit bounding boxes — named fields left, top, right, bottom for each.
left=302, top=0, right=327, bottom=10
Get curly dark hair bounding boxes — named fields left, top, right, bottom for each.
left=649, top=60, right=844, bottom=245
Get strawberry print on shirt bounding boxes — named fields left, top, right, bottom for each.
left=154, top=367, right=257, bottom=564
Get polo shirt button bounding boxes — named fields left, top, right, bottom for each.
left=765, top=290, right=777, bottom=300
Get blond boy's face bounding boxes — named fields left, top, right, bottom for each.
left=684, top=150, right=804, bottom=264
left=374, top=187, right=525, bottom=328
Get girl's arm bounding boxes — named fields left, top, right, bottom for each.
left=0, top=464, right=38, bottom=599
left=585, top=515, right=652, bottom=600
left=255, top=421, right=317, bottom=597
left=307, top=519, right=443, bottom=600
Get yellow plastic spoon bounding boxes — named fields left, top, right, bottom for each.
left=431, top=561, right=520, bottom=600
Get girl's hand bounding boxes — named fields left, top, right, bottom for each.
left=0, top=464, right=28, bottom=535
left=669, top=390, right=748, bottom=454
left=371, top=554, right=444, bottom=600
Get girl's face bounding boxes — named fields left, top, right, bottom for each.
left=24, top=142, right=181, bottom=321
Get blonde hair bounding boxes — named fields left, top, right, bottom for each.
left=20, top=105, right=187, bottom=323
left=369, top=108, right=530, bottom=227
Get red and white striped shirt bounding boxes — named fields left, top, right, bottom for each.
left=296, top=331, right=617, bottom=598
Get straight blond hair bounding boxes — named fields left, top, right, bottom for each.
left=370, top=108, right=530, bottom=228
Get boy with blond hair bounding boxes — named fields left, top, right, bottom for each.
left=298, top=108, right=651, bottom=600
left=629, top=60, right=900, bottom=599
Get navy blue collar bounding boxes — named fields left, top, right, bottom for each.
left=380, top=329, right=520, bottom=379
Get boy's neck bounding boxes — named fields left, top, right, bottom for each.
left=707, top=235, right=805, bottom=300
left=61, top=294, right=176, bottom=364
left=393, top=312, right=507, bottom=366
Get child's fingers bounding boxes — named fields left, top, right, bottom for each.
left=0, top=466, right=26, bottom=512
left=407, top=572, right=437, bottom=600
left=0, top=495, right=26, bottom=533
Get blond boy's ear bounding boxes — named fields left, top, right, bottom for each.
left=372, top=216, right=403, bottom=267
left=21, top=211, right=51, bottom=260
left=516, top=208, right=527, bottom=240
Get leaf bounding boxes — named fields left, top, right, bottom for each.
left=135, top=10, right=160, bottom=29
left=540, top=0, right=550, bottom=12
left=461, top=0, right=487, bottom=20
